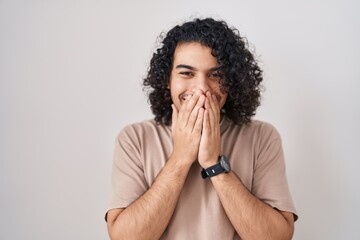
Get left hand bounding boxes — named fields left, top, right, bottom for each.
left=198, top=91, right=221, bottom=168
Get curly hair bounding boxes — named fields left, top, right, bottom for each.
left=143, top=18, right=263, bottom=126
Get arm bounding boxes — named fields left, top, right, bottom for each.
left=107, top=91, right=206, bottom=240
left=199, top=92, right=294, bottom=239
left=107, top=154, right=192, bottom=240
left=211, top=171, right=294, bottom=240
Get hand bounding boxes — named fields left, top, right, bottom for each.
left=171, top=90, right=206, bottom=166
left=198, top=92, right=221, bottom=168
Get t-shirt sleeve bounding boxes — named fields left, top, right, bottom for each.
left=105, top=126, right=148, bottom=221
left=252, top=123, right=298, bottom=221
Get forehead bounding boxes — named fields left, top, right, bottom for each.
left=172, top=42, right=218, bottom=67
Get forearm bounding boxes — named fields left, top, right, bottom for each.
left=108, top=156, right=192, bottom=240
left=211, top=171, right=294, bottom=240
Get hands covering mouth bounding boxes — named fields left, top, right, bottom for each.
left=171, top=89, right=222, bottom=169
left=179, top=90, right=221, bottom=106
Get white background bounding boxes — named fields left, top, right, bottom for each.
left=1, top=0, right=359, bottom=239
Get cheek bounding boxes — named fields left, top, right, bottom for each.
left=169, top=83, right=182, bottom=102
left=169, top=79, right=186, bottom=92
left=219, top=93, right=228, bottom=108
left=211, top=82, right=226, bottom=97
left=170, top=80, right=193, bottom=98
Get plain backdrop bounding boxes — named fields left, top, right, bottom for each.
left=1, top=0, right=359, bottom=239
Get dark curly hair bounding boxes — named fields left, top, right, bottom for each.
left=143, top=18, right=263, bottom=126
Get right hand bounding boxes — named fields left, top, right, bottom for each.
left=171, top=90, right=205, bottom=166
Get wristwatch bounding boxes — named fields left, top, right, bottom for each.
left=201, top=155, right=231, bottom=179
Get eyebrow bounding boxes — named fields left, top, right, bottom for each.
left=175, top=64, right=197, bottom=70
left=175, top=64, right=221, bottom=71
left=209, top=66, right=221, bottom=72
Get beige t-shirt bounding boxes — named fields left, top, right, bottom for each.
left=107, top=117, right=297, bottom=239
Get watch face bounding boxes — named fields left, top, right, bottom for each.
left=220, top=155, right=231, bottom=172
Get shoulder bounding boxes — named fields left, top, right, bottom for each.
left=235, top=119, right=282, bottom=147
left=117, top=119, right=170, bottom=141
left=244, top=119, right=281, bottom=138
left=114, top=119, right=172, bottom=160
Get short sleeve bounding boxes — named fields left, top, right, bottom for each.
left=252, top=124, right=298, bottom=221
left=105, top=126, right=148, bottom=221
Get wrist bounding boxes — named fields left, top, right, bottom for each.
left=169, top=153, right=195, bottom=170
left=201, top=155, right=231, bottom=179
left=199, top=156, right=218, bottom=169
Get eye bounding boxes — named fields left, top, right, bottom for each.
left=209, top=71, right=222, bottom=79
left=179, top=71, right=194, bottom=77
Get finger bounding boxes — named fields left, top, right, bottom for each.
left=178, top=91, right=202, bottom=126
left=193, top=107, right=204, bottom=134
left=208, top=93, right=220, bottom=126
left=211, top=94, right=221, bottom=116
left=204, top=92, right=216, bottom=130
left=179, top=90, right=203, bottom=126
left=187, top=94, right=205, bottom=128
left=210, top=95, right=221, bottom=138
left=204, top=94, right=210, bottom=111
left=203, top=109, right=211, bottom=135
left=183, top=90, right=203, bottom=113
left=177, top=94, right=197, bottom=128
left=171, top=104, right=178, bottom=131
left=206, top=92, right=220, bottom=119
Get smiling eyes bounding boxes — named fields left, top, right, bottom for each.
left=179, top=71, right=194, bottom=76
left=179, top=71, right=222, bottom=79
left=209, top=72, right=222, bottom=79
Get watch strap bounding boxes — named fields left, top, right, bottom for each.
left=201, top=161, right=225, bottom=179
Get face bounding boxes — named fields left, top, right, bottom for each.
left=168, top=42, right=228, bottom=110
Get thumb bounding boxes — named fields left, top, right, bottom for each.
left=171, top=104, right=178, bottom=129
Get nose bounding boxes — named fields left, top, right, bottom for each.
left=194, top=74, right=210, bottom=93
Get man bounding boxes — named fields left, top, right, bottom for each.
left=105, top=18, right=297, bottom=240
